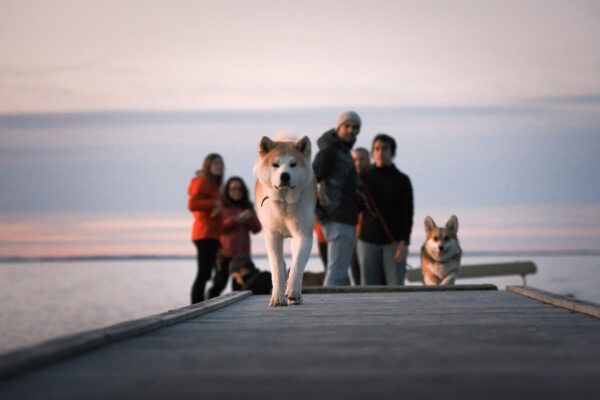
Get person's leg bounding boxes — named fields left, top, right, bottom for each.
left=318, top=242, right=328, bottom=272
left=382, top=243, right=406, bottom=285
left=322, top=222, right=355, bottom=286
left=209, top=256, right=231, bottom=298
left=357, top=240, right=384, bottom=285
left=351, top=245, right=361, bottom=285
left=191, top=239, right=219, bottom=303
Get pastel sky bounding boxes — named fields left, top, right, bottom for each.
left=1, top=0, right=600, bottom=113
left=1, top=1, right=599, bottom=257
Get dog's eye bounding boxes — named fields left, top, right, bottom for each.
left=290, top=163, right=297, bottom=168
left=272, top=163, right=280, bottom=168
left=444, top=236, right=449, bottom=241
left=433, top=237, right=439, bottom=242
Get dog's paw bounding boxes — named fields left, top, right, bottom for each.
left=286, top=293, right=303, bottom=305
left=269, top=295, right=288, bottom=307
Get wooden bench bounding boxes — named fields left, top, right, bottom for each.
left=405, top=261, right=537, bottom=285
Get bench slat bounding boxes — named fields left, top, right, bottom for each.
left=406, top=261, right=537, bottom=282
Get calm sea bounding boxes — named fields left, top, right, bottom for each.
left=1, top=254, right=599, bottom=353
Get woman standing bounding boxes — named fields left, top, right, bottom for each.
left=188, top=154, right=224, bottom=303
left=210, top=177, right=261, bottom=298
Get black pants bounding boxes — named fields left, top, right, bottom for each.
left=318, top=242, right=328, bottom=271
left=209, top=256, right=230, bottom=298
left=351, top=246, right=361, bottom=286
left=191, top=239, right=220, bottom=304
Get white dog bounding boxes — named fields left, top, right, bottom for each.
left=254, top=136, right=316, bottom=306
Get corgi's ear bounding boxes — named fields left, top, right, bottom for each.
left=259, top=136, right=275, bottom=156
left=294, top=136, right=311, bottom=159
left=424, top=216, right=437, bottom=235
left=446, top=215, right=459, bottom=235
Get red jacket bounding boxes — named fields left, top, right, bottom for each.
left=188, top=176, right=222, bottom=240
left=220, top=203, right=262, bottom=258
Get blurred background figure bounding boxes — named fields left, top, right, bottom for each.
left=211, top=177, right=261, bottom=298
left=351, top=147, right=371, bottom=285
left=188, top=154, right=224, bottom=303
left=358, top=134, right=413, bottom=286
left=352, top=147, right=370, bottom=175
left=314, top=222, right=328, bottom=270
left=314, top=111, right=362, bottom=286
left=229, top=256, right=272, bottom=295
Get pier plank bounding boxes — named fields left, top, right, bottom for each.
left=0, top=289, right=599, bottom=399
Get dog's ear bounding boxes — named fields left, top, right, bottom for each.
left=424, top=216, right=437, bottom=235
left=259, top=136, right=275, bottom=156
left=294, top=136, right=311, bottom=159
left=445, top=215, right=459, bottom=235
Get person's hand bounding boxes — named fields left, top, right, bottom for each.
left=237, top=209, right=252, bottom=222
left=210, top=201, right=222, bottom=217
left=394, top=241, right=408, bottom=263
left=317, top=184, right=331, bottom=207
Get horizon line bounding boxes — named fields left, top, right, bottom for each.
left=2, top=249, right=600, bottom=264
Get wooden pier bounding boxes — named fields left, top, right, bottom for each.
left=1, top=285, right=599, bottom=399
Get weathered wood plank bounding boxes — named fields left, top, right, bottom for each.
left=303, top=283, right=497, bottom=293
left=507, top=285, right=600, bottom=319
left=1, top=289, right=599, bottom=400
left=0, top=291, right=251, bottom=380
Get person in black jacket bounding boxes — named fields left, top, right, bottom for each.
left=313, top=111, right=362, bottom=286
left=358, top=134, right=414, bottom=285
left=229, top=256, right=272, bottom=295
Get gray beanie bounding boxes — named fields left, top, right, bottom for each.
left=336, top=110, right=361, bottom=131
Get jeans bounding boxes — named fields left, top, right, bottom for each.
left=322, top=222, right=356, bottom=286
left=357, top=240, right=406, bottom=285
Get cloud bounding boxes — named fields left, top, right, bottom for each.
left=0, top=213, right=191, bottom=257
left=0, top=59, right=110, bottom=78
left=532, top=94, right=600, bottom=106
left=2, top=205, right=600, bottom=258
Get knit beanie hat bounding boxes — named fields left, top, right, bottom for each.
left=336, top=111, right=361, bottom=131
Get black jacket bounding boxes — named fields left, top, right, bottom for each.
left=312, top=129, right=359, bottom=225
left=359, top=164, right=414, bottom=245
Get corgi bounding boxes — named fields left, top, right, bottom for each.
left=254, top=136, right=316, bottom=306
left=421, top=215, right=462, bottom=285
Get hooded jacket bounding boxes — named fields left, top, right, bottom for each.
left=312, top=129, right=359, bottom=225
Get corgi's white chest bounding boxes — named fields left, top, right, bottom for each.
left=426, top=259, right=460, bottom=279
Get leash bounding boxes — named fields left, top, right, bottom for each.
left=360, top=183, right=412, bottom=270
left=360, top=183, right=396, bottom=244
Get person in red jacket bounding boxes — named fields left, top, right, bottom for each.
left=210, top=176, right=262, bottom=297
left=188, top=153, right=224, bottom=303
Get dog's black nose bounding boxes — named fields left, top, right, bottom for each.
left=438, top=245, right=445, bottom=252
left=280, top=172, right=290, bottom=182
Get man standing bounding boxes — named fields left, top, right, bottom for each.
left=358, top=134, right=414, bottom=285
left=313, top=111, right=362, bottom=286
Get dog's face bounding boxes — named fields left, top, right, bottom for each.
left=254, top=136, right=312, bottom=202
left=423, top=215, right=460, bottom=261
